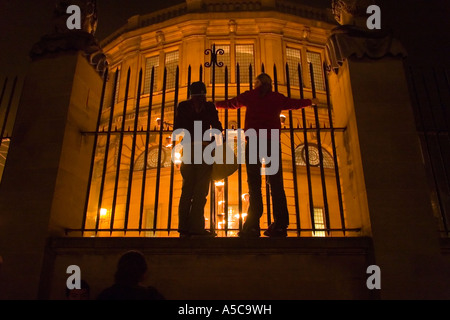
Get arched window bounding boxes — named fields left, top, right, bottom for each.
left=295, top=143, right=334, bottom=169
left=134, top=146, right=170, bottom=171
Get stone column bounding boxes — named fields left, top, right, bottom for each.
left=326, top=3, right=450, bottom=298
left=0, top=3, right=105, bottom=298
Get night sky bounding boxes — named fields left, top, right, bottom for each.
left=0, top=0, right=449, bottom=78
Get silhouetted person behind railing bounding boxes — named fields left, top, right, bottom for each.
left=97, top=250, right=165, bottom=300
left=174, top=81, right=223, bottom=238
left=215, top=73, right=317, bottom=238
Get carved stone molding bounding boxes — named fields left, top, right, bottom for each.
left=52, top=0, right=98, bottom=35
left=327, top=0, right=407, bottom=73
left=326, top=26, right=407, bottom=73
left=331, top=0, right=372, bottom=27
left=30, top=0, right=107, bottom=75
left=156, top=31, right=166, bottom=45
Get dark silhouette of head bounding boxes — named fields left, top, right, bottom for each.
left=190, top=81, right=207, bottom=96
left=190, top=81, right=207, bottom=102
left=255, top=73, right=273, bottom=97
left=114, top=250, right=148, bottom=286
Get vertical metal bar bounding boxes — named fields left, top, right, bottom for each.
left=0, top=77, right=17, bottom=149
left=273, top=65, right=278, bottom=92
left=405, top=63, right=424, bottom=131
left=82, top=68, right=109, bottom=235
left=422, top=69, right=450, bottom=232
left=153, top=67, right=168, bottom=234
left=224, top=66, right=229, bottom=236
left=270, top=63, right=276, bottom=229
left=110, top=67, right=132, bottom=234
left=258, top=63, right=271, bottom=227
left=261, top=63, right=265, bottom=74
left=441, top=68, right=450, bottom=180
left=263, top=64, right=280, bottom=228
left=285, top=63, right=301, bottom=236
left=236, top=63, right=243, bottom=231
left=264, top=64, right=277, bottom=227
left=427, top=69, right=450, bottom=193
left=0, top=76, right=8, bottom=156
left=95, top=69, right=119, bottom=233
left=139, top=67, right=155, bottom=233
left=199, top=65, right=203, bottom=82
left=248, top=64, right=253, bottom=89
left=0, top=78, right=8, bottom=109
left=443, top=69, right=450, bottom=129
left=433, top=68, right=450, bottom=132
left=212, top=44, right=216, bottom=101
left=123, top=69, right=143, bottom=232
left=323, top=62, right=346, bottom=234
left=210, top=177, right=216, bottom=233
left=309, top=62, right=330, bottom=235
left=421, top=70, right=438, bottom=130
left=188, top=65, right=192, bottom=99
left=167, top=66, right=180, bottom=235
left=210, top=45, right=216, bottom=234
left=441, top=69, right=450, bottom=231
left=299, top=64, right=315, bottom=234
left=409, top=67, right=448, bottom=235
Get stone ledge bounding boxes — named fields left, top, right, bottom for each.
left=48, top=236, right=373, bottom=256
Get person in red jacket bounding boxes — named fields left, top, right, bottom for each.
left=215, top=73, right=317, bottom=237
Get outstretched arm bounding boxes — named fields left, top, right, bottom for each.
left=215, top=91, right=251, bottom=110
left=281, top=97, right=320, bottom=110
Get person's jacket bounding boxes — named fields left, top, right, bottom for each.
left=215, top=87, right=311, bottom=134
left=174, top=99, right=223, bottom=143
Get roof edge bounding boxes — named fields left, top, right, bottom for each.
left=100, top=1, right=335, bottom=48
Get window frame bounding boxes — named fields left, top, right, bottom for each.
left=143, top=55, right=160, bottom=95
left=140, top=45, right=181, bottom=94
left=285, top=46, right=303, bottom=88
left=206, top=38, right=259, bottom=87
left=312, top=207, right=327, bottom=237
left=283, top=43, right=326, bottom=92
left=164, top=49, right=180, bottom=91
left=306, top=49, right=326, bottom=92
left=114, top=66, right=121, bottom=104
left=235, top=43, right=256, bottom=85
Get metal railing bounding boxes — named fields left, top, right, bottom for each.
left=408, top=66, right=450, bottom=237
left=69, top=54, right=359, bottom=237
left=0, top=76, right=19, bottom=183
